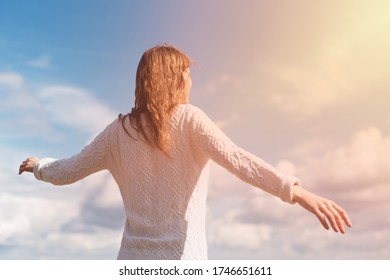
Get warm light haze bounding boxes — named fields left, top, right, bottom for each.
left=1, top=0, right=389, bottom=259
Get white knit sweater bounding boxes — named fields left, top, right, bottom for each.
left=33, top=104, right=300, bottom=260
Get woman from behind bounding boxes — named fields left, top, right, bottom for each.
left=19, top=44, right=351, bottom=260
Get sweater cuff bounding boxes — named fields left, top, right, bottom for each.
left=280, top=175, right=301, bottom=204
left=33, top=158, right=57, bottom=181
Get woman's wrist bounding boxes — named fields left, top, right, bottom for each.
left=292, top=183, right=303, bottom=203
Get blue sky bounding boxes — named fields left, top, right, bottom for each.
left=1, top=0, right=390, bottom=259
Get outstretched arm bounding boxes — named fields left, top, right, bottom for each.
left=18, top=120, right=115, bottom=185
left=292, top=185, right=352, bottom=234
left=186, top=105, right=352, bottom=234
left=186, top=105, right=300, bottom=204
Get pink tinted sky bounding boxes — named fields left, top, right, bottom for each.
left=191, top=0, right=390, bottom=259
left=0, top=0, right=389, bottom=259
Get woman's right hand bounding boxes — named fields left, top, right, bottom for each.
left=19, top=157, right=40, bottom=175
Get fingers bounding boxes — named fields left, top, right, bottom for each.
left=333, top=202, right=353, bottom=228
left=297, top=188, right=351, bottom=234
left=19, top=160, right=27, bottom=174
left=326, top=205, right=344, bottom=233
left=18, top=157, right=37, bottom=175
left=315, top=209, right=330, bottom=231
left=317, top=200, right=351, bottom=234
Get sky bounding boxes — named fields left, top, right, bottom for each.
left=0, top=0, right=389, bottom=259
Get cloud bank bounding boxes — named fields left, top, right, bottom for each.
left=207, top=126, right=390, bottom=259
left=0, top=71, right=123, bottom=259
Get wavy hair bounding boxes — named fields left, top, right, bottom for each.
left=120, top=45, right=190, bottom=155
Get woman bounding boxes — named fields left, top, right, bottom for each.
left=19, top=44, right=352, bottom=260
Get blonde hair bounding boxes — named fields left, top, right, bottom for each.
left=120, top=44, right=190, bottom=155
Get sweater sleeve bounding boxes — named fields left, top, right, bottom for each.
left=186, top=105, right=300, bottom=204
left=33, top=120, right=115, bottom=185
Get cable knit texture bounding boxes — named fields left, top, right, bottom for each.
left=33, top=104, right=301, bottom=260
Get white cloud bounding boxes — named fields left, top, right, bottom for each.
left=206, top=127, right=390, bottom=259
left=0, top=76, right=52, bottom=140
left=214, top=113, right=245, bottom=130
left=0, top=72, right=23, bottom=89
left=200, top=74, right=243, bottom=96
left=0, top=193, right=79, bottom=243
left=275, top=160, right=297, bottom=176
left=258, top=2, right=390, bottom=118
left=45, top=227, right=121, bottom=252
left=264, top=63, right=352, bottom=117
left=208, top=216, right=272, bottom=251
left=277, top=127, right=390, bottom=258
left=81, top=172, right=123, bottom=209
left=38, top=86, right=117, bottom=136
left=27, top=54, right=52, bottom=69
left=0, top=160, right=124, bottom=259
left=287, top=137, right=335, bottom=160
left=207, top=163, right=246, bottom=199
left=1, top=71, right=118, bottom=143
left=296, top=127, right=390, bottom=190
left=0, top=70, right=123, bottom=259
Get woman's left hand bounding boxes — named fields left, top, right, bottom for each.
left=19, top=157, right=40, bottom=175
left=292, top=185, right=352, bottom=234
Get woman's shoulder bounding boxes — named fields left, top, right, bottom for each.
left=175, top=104, right=216, bottom=133
left=177, top=104, right=209, bottom=121
left=98, top=116, right=124, bottom=136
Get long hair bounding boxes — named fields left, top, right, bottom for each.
left=120, top=44, right=190, bottom=155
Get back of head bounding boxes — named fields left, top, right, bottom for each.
left=122, top=44, right=191, bottom=155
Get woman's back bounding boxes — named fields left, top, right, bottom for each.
left=110, top=104, right=210, bottom=259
